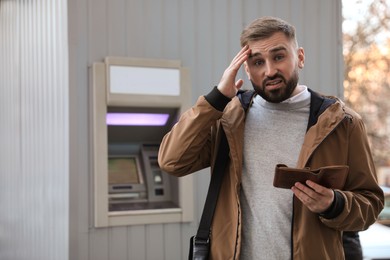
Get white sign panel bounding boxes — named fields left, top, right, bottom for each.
left=109, top=65, right=180, bottom=96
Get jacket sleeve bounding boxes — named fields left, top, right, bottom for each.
left=320, top=116, right=384, bottom=230
left=158, top=87, right=231, bottom=177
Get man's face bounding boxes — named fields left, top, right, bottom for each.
left=244, top=32, right=305, bottom=103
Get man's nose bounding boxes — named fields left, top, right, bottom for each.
left=265, top=62, right=277, bottom=77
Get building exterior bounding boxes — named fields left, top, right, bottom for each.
left=0, top=1, right=343, bottom=259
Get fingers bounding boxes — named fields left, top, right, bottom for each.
left=230, top=45, right=250, bottom=69
left=305, top=180, right=327, bottom=194
left=291, top=181, right=334, bottom=213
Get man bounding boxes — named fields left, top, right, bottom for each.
left=158, top=16, right=384, bottom=259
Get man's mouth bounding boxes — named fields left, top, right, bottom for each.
left=265, top=78, right=284, bottom=90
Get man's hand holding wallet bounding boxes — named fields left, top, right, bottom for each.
left=274, top=164, right=349, bottom=214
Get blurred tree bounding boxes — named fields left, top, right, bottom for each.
left=343, top=0, right=390, bottom=166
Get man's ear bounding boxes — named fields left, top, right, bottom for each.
left=298, top=47, right=305, bottom=69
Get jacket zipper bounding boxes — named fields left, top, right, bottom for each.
left=233, top=195, right=241, bottom=259
left=291, top=196, right=295, bottom=260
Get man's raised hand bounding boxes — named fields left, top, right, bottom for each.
left=217, top=45, right=251, bottom=98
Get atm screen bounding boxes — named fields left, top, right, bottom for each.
left=108, top=156, right=142, bottom=184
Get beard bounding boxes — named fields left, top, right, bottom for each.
left=251, top=69, right=299, bottom=103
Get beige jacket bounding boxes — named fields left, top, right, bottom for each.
left=158, top=89, right=384, bottom=259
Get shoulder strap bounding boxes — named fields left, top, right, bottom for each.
left=307, top=89, right=337, bottom=131
left=195, top=127, right=230, bottom=243
left=237, top=89, right=256, bottom=111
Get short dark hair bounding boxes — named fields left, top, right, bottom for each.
left=240, top=16, right=298, bottom=47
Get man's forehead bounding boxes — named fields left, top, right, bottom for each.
left=248, top=43, right=289, bottom=58
left=247, top=32, right=293, bottom=55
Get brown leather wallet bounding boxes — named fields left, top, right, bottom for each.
left=273, top=164, right=349, bottom=189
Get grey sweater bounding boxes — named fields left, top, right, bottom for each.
left=240, top=88, right=311, bottom=260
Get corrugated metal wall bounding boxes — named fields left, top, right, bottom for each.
left=0, top=1, right=69, bottom=260
left=68, top=0, right=343, bottom=260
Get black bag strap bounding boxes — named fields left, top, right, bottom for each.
left=195, top=127, right=230, bottom=243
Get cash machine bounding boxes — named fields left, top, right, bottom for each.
left=90, top=57, right=193, bottom=227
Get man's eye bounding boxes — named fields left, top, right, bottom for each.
left=275, top=55, right=284, bottom=61
left=254, top=60, right=264, bottom=66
